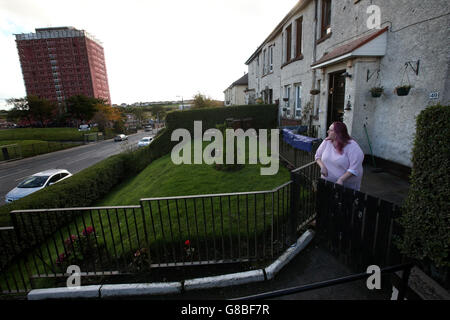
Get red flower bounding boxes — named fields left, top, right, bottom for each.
left=185, top=240, right=190, bottom=246
left=65, top=234, right=78, bottom=246
left=56, top=253, right=66, bottom=264
left=82, top=226, right=95, bottom=236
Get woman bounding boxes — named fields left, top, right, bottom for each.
left=315, top=122, right=364, bottom=190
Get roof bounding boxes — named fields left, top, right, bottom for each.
left=225, top=73, right=248, bottom=91
left=311, top=27, right=389, bottom=68
left=245, top=0, right=312, bottom=65
left=232, top=73, right=248, bottom=86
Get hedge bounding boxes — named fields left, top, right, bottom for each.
left=0, top=104, right=278, bottom=228
left=397, top=103, right=450, bottom=268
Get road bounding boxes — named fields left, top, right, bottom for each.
left=0, top=130, right=158, bottom=205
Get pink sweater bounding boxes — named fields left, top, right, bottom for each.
left=315, top=139, right=365, bottom=191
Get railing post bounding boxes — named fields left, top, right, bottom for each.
left=397, top=263, right=412, bottom=300
left=288, top=171, right=300, bottom=244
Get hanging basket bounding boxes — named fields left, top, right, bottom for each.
left=310, top=89, right=320, bottom=95
left=370, top=87, right=383, bottom=98
left=395, top=85, right=412, bottom=96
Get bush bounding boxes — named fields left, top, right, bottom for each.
left=397, top=104, right=450, bottom=268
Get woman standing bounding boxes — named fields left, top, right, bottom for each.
left=315, top=122, right=365, bottom=191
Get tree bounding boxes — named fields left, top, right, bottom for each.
left=6, top=96, right=56, bottom=127
left=192, top=93, right=223, bottom=109
left=66, top=95, right=102, bottom=125
left=92, top=104, right=123, bottom=132
left=6, top=98, right=32, bottom=124
left=149, top=105, right=166, bottom=121
left=27, top=95, right=57, bottom=127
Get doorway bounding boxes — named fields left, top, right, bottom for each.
left=327, top=70, right=346, bottom=129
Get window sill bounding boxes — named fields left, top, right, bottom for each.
left=281, top=54, right=304, bottom=69
left=317, top=32, right=332, bottom=45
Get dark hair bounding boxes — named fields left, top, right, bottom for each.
left=332, top=121, right=351, bottom=154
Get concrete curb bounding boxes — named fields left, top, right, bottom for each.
left=27, top=229, right=314, bottom=300
left=27, top=285, right=101, bottom=300
left=101, top=282, right=182, bottom=298
left=184, top=269, right=265, bottom=291
left=265, top=229, right=315, bottom=280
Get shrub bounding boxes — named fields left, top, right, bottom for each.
left=397, top=103, right=450, bottom=268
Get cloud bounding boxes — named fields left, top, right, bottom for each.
left=0, top=0, right=298, bottom=108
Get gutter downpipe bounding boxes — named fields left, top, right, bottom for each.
left=312, top=0, right=319, bottom=119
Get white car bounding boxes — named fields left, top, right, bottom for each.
left=137, top=136, right=153, bottom=147
left=5, top=169, right=72, bottom=203
left=114, top=134, right=128, bottom=142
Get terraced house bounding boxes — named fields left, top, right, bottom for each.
left=245, top=0, right=449, bottom=169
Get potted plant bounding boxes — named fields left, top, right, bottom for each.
left=370, top=86, right=384, bottom=98
left=310, top=89, right=320, bottom=95
left=395, top=85, right=412, bottom=96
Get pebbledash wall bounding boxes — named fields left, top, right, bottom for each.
left=245, top=0, right=449, bottom=168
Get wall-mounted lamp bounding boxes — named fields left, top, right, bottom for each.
left=342, top=72, right=352, bottom=78
left=345, top=100, right=352, bottom=111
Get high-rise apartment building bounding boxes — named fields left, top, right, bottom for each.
left=15, top=27, right=111, bottom=110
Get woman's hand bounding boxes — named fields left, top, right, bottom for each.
left=316, top=159, right=328, bottom=177
left=321, top=166, right=328, bottom=177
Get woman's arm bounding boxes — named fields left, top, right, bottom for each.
left=316, top=158, right=328, bottom=177
left=336, top=171, right=354, bottom=185
left=314, top=140, right=328, bottom=177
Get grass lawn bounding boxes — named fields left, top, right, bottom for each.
left=97, top=151, right=290, bottom=205
left=0, top=140, right=293, bottom=291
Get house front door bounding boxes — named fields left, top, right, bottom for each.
left=327, top=70, right=346, bottom=129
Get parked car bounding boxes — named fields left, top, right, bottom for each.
left=5, top=169, right=72, bottom=203
left=114, top=134, right=128, bottom=142
left=78, top=124, right=90, bottom=131
left=144, top=125, right=152, bottom=132
left=137, top=136, right=153, bottom=147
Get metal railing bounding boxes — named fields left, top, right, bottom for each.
left=0, top=180, right=303, bottom=293
left=233, top=262, right=414, bottom=300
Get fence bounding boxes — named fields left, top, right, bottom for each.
left=0, top=137, right=405, bottom=296
left=0, top=179, right=304, bottom=293
left=0, top=141, right=83, bottom=162
left=316, top=179, right=404, bottom=270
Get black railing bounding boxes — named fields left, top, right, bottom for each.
left=316, top=179, right=404, bottom=270
left=1, top=180, right=306, bottom=293
left=232, top=262, right=414, bottom=300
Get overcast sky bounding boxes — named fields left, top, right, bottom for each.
left=0, top=0, right=298, bottom=109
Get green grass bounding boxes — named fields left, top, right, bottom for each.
left=0, top=139, right=292, bottom=291
left=97, top=153, right=289, bottom=205
left=0, top=140, right=82, bottom=161
left=0, top=127, right=98, bottom=142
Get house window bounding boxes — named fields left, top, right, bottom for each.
left=294, top=84, right=302, bottom=118
left=295, top=17, right=303, bottom=58
left=285, top=24, right=292, bottom=62
left=269, top=45, right=274, bottom=72
left=263, top=49, right=267, bottom=75
left=284, top=85, right=291, bottom=116
left=321, top=0, right=332, bottom=38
